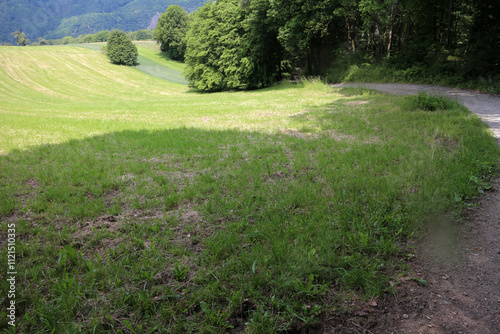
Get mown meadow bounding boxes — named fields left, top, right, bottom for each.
left=0, top=44, right=498, bottom=333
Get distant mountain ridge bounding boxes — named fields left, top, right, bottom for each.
left=0, top=0, right=204, bottom=44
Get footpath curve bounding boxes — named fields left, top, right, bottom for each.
left=329, top=83, right=500, bottom=333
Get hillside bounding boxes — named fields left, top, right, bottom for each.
left=0, top=0, right=204, bottom=43
left=74, top=41, right=188, bottom=85
left=0, top=45, right=498, bottom=332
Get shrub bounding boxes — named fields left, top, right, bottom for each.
left=81, top=34, right=95, bottom=43
left=134, top=29, right=153, bottom=41
left=94, top=30, right=110, bottom=42
left=38, top=38, right=49, bottom=45
left=61, top=36, right=74, bottom=45
left=106, top=30, right=138, bottom=66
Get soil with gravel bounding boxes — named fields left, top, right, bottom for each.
left=323, top=83, right=500, bottom=333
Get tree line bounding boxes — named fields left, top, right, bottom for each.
left=6, top=29, right=154, bottom=47
left=155, top=0, right=499, bottom=92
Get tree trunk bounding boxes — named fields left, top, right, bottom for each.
left=402, top=14, right=412, bottom=53
left=374, top=23, right=382, bottom=61
left=320, top=38, right=326, bottom=75
left=387, top=2, right=396, bottom=57
left=306, top=46, right=314, bottom=75
left=446, top=0, right=453, bottom=49
left=346, top=16, right=356, bottom=53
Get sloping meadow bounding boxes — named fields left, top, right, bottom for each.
left=0, top=46, right=498, bottom=332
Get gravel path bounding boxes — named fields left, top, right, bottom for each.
left=329, top=83, right=500, bottom=333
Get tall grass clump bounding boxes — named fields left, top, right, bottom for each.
left=406, top=92, right=458, bottom=111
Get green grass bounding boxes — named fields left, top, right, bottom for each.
left=0, top=46, right=498, bottom=333
left=134, top=41, right=186, bottom=73
left=69, top=41, right=188, bottom=84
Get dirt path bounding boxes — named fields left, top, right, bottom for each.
left=329, top=83, right=500, bottom=333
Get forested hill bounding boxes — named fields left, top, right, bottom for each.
left=0, top=0, right=204, bottom=43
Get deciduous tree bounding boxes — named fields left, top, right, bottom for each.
left=268, top=0, right=342, bottom=75
left=184, top=0, right=246, bottom=91
left=154, top=5, right=189, bottom=60
left=11, top=30, right=30, bottom=46
left=106, top=30, right=138, bottom=66
left=94, top=30, right=110, bottom=42
left=184, top=0, right=287, bottom=91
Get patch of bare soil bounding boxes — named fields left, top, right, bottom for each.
left=344, top=101, right=370, bottom=106
left=321, top=176, right=500, bottom=334
left=73, top=207, right=207, bottom=260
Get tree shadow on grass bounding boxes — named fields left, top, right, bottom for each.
left=0, top=108, right=496, bottom=332
left=72, top=43, right=188, bottom=85
left=155, top=50, right=185, bottom=68
left=135, top=55, right=188, bottom=85
left=0, top=126, right=384, bottom=332
left=0, top=127, right=315, bottom=221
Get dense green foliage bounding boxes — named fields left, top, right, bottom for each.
left=11, top=30, right=30, bottom=46
left=154, top=5, right=189, bottom=60
left=269, top=0, right=341, bottom=75
left=133, top=29, right=152, bottom=41
left=39, top=29, right=153, bottom=46
left=324, top=0, right=500, bottom=91
left=106, top=30, right=138, bottom=66
left=184, top=0, right=246, bottom=91
left=0, top=0, right=204, bottom=43
left=241, top=0, right=289, bottom=88
left=466, top=0, right=500, bottom=76
left=184, top=0, right=287, bottom=91
left=184, top=0, right=499, bottom=91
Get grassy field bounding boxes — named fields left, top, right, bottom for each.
left=133, top=41, right=186, bottom=73
left=0, top=45, right=498, bottom=333
left=69, top=42, right=188, bottom=85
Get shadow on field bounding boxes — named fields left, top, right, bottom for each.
left=1, top=104, right=498, bottom=332
left=0, top=126, right=317, bottom=220
left=135, top=56, right=188, bottom=85
left=0, top=124, right=400, bottom=332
